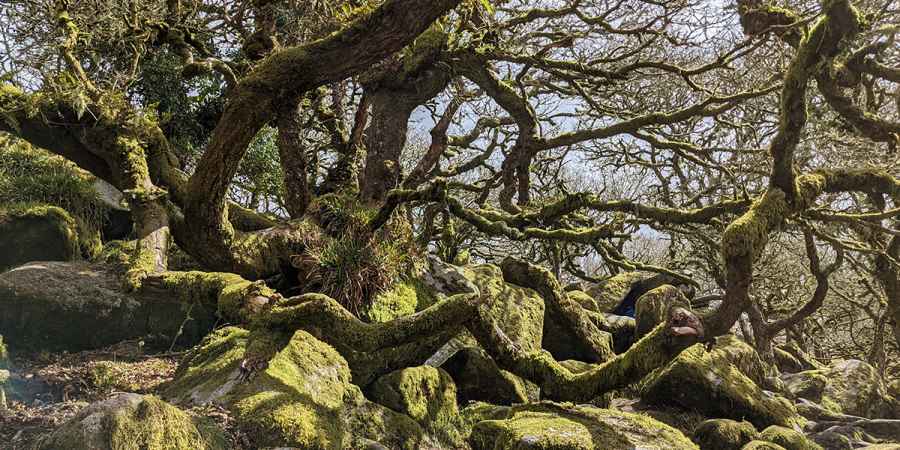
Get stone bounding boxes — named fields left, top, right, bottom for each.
left=641, top=334, right=801, bottom=429
left=0, top=205, right=79, bottom=272
left=34, top=393, right=227, bottom=450
left=469, top=402, right=699, bottom=450
left=442, top=346, right=538, bottom=405
left=784, top=360, right=899, bottom=419
left=692, top=419, right=760, bottom=450
left=759, top=425, right=822, bottom=450
left=0, top=262, right=218, bottom=352
left=742, top=441, right=788, bottom=450
left=164, top=327, right=448, bottom=449
left=369, top=366, right=458, bottom=428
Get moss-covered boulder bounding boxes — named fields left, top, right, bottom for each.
left=585, top=271, right=650, bottom=312
left=164, top=327, right=445, bottom=449
left=442, top=346, right=538, bottom=405
left=782, top=372, right=827, bottom=401
left=742, top=441, right=788, bottom=450
left=0, top=262, right=218, bottom=352
left=469, top=402, right=699, bottom=450
left=785, top=359, right=899, bottom=418
left=640, top=335, right=801, bottom=429
left=760, top=425, right=822, bottom=450
left=692, top=419, right=760, bottom=450
left=0, top=205, right=80, bottom=272
left=464, top=264, right=545, bottom=352
left=370, top=366, right=458, bottom=428
left=634, top=285, right=691, bottom=340
left=34, top=393, right=227, bottom=450
left=809, top=431, right=853, bottom=450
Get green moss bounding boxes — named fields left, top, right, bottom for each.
left=634, top=285, right=690, bottom=339
left=693, top=419, right=760, bottom=450
left=0, top=335, right=6, bottom=367
left=0, top=140, right=110, bottom=260
left=155, top=271, right=273, bottom=323
left=165, top=327, right=433, bottom=449
left=587, top=272, right=647, bottom=312
left=369, top=366, right=463, bottom=445
left=463, top=264, right=545, bottom=352
left=760, top=425, right=822, bottom=450
left=742, top=441, right=788, bottom=450
left=35, top=394, right=227, bottom=450
left=641, top=337, right=802, bottom=429
left=364, top=281, right=421, bottom=323
left=470, top=403, right=699, bottom=450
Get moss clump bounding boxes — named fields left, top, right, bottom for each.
left=641, top=336, right=802, bottom=429
left=35, top=393, right=227, bottom=450
left=760, top=425, right=822, bottom=450
left=469, top=402, right=699, bottom=450
left=693, top=419, right=760, bottom=450
left=363, top=279, right=437, bottom=323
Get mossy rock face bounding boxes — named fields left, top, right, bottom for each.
left=760, top=425, right=822, bottom=450
left=370, top=365, right=458, bottom=426
left=0, top=205, right=79, bottom=272
left=692, top=419, right=760, bottom=450
left=785, top=359, right=899, bottom=419
left=469, top=402, right=699, bottom=450
left=640, top=335, right=801, bottom=429
left=164, top=327, right=442, bottom=449
left=742, top=440, right=788, bottom=450
left=442, top=346, right=538, bottom=405
left=0, top=262, right=218, bottom=352
left=809, top=431, right=852, bottom=450
left=34, top=393, right=227, bottom=450
left=820, top=360, right=899, bottom=418
left=782, top=372, right=827, bottom=401
left=634, top=285, right=691, bottom=340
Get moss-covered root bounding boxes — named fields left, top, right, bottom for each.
left=501, top=258, right=615, bottom=362
left=760, top=425, right=823, bottom=450
left=142, top=270, right=276, bottom=323
left=693, top=419, right=760, bottom=450
left=35, top=393, right=228, bottom=450
left=467, top=304, right=703, bottom=402
left=257, top=291, right=481, bottom=353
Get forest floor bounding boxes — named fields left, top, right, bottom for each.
left=0, top=340, right=249, bottom=448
